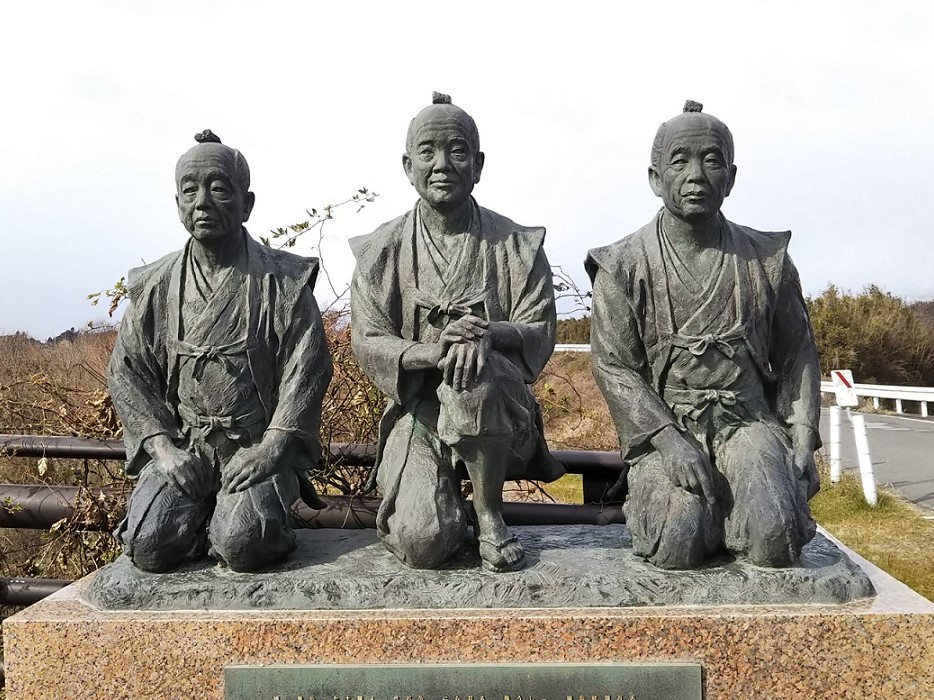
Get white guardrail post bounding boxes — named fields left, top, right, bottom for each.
left=849, top=412, right=878, bottom=507
left=829, top=406, right=842, bottom=484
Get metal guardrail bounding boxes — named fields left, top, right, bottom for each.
left=818, top=381, right=934, bottom=417
left=0, top=434, right=628, bottom=505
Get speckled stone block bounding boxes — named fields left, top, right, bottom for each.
left=5, top=533, right=932, bottom=700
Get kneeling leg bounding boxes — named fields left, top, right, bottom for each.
left=119, top=468, right=212, bottom=573
left=717, top=424, right=816, bottom=567
left=209, top=470, right=300, bottom=572
left=625, top=452, right=722, bottom=570
left=377, top=420, right=468, bottom=570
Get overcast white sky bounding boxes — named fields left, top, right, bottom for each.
left=2, top=0, right=932, bottom=338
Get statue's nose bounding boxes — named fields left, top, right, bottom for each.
left=684, top=159, right=705, bottom=182
left=432, top=151, right=452, bottom=171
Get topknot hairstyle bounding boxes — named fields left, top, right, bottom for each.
left=405, top=92, right=481, bottom=155
left=194, top=129, right=223, bottom=144
left=176, top=129, right=251, bottom=193
left=650, top=100, right=734, bottom=170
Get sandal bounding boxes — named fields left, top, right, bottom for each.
left=478, top=534, right=526, bottom=572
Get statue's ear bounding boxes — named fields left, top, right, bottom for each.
left=725, top=164, right=737, bottom=197
left=402, top=153, right=415, bottom=186
left=648, top=166, right=663, bottom=198
left=473, top=151, right=485, bottom=184
left=242, top=191, right=256, bottom=222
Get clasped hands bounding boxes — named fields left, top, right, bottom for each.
left=408, top=314, right=492, bottom=391
left=145, top=431, right=290, bottom=500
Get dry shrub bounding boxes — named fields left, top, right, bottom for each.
left=534, top=351, right=618, bottom=452
left=315, top=310, right=381, bottom=495
left=555, top=316, right=591, bottom=344
left=808, top=285, right=934, bottom=385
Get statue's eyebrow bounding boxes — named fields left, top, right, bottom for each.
left=179, top=168, right=233, bottom=183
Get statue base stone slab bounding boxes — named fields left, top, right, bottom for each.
left=83, top=525, right=874, bottom=610
left=5, top=527, right=933, bottom=699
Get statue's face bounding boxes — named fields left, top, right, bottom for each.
left=175, top=149, right=254, bottom=244
left=649, top=119, right=736, bottom=223
left=403, top=117, right=484, bottom=212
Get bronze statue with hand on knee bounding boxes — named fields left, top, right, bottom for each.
left=109, top=130, right=332, bottom=573
left=586, top=101, right=821, bottom=569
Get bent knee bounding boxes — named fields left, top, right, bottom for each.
left=382, top=522, right=465, bottom=570
left=396, top=537, right=454, bottom=569
left=211, top=517, right=296, bottom=572
left=124, top=531, right=202, bottom=573
left=631, top=489, right=718, bottom=570
left=737, top=511, right=798, bottom=567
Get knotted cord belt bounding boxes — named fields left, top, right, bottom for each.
left=173, top=337, right=248, bottom=380
left=410, top=288, right=487, bottom=324
left=664, top=326, right=747, bottom=359
left=664, top=387, right=739, bottom=421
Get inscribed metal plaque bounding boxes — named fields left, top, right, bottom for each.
left=224, top=662, right=702, bottom=700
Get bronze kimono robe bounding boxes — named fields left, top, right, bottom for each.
left=586, top=212, right=820, bottom=568
left=109, top=230, right=331, bottom=571
left=350, top=201, right=563, bottom=567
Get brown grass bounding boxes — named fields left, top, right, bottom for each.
left=534, top=352, right=618, bottom=451
left=810, top=461, right=934, bottom=601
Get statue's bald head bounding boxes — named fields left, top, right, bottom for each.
left=650, top=100, right=734, bottom=171
left=174, top=129, right=251, bottom=194
left=405, top=92, right=480, bottom=155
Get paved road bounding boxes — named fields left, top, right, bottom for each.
left=818, top=408, right=934, bottom=512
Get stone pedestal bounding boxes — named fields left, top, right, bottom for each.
left=5, top=527, right=932, bottom=699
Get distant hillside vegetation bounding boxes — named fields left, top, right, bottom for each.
left=808, top=286, right=934, bottom=385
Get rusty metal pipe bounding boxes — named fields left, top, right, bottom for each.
left=0, top=487, right=624, bottom=531
left=0, top=435, right=623, bottom=473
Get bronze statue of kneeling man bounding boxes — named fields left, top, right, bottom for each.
left=350, top=94, right=563, bottom=572
left=586, top=102, right=821, bottom=569
left=109, top=131, right=332, bottom=573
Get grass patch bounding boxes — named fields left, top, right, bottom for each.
left=809, top=464, right=934, bottom=601
left=539, top=473, right=583, bottom=504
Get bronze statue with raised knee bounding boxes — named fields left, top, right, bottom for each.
left=350, top=93, right=564, bottom=572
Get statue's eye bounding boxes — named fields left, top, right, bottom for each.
left=705, top=156, right=722, bottom=169
left=418, top=147, right=434, bottom=161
